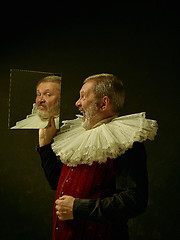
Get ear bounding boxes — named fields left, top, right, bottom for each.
left=99, top=96, right=110, bottom=112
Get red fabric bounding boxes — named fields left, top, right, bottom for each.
left=52, top=159, right=116, bottom=240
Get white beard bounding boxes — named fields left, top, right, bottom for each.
left=11, top=102, right=60, bottom=129
left=81, top=103, right=100, bottom=130
left=37, top=100, right=60, bottom=120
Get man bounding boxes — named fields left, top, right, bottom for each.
left=11, top=75, right=61, bottom=129
left=37, top=73, right=158, bottom=239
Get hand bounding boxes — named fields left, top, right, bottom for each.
left=55, top=195, right=75, bottom=221
left=39, top=116, right=57, bottom=147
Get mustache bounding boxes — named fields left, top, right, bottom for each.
left=37, top=102, right=48, bottom=110
left=78, top=107, right=84, bottom=113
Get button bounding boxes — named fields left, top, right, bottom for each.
left=55, top=227, right=59, bottom=231
left=71, top=168, right=74, bottom=171
left=61, top=191, right=64, bottom=195
left=65, top=179, right=69, bottom=183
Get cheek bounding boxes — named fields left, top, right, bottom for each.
left=36, top=97, right=39, bottom=104
left=47, top=97, right=58, bottom=108
left=81, top=100, right=87, bottom=109
left=45, top=100, right=51, bottom=108
left=83, top=99, right=94, bottom=110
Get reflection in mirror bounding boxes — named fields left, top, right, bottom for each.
left=9, top=69, right=62, bottom=129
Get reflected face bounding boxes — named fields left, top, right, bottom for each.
left=75, top=81, right=101, bottom=129
left=36, top=82, right=60, bottom=119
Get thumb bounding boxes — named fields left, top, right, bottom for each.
left=46, top=116, right=55, bottom=128
left=50, top=116, right=56, bottom=127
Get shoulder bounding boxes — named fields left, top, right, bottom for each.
left=114, top=142, right=147, bottom=170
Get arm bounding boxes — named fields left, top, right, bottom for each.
left=37, top=117, right=62, bottom=190
left=73, top=142, right=148, bottom=223
left=37, top=143, right=62, bottom=190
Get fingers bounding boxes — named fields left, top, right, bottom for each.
left=39, top=128, right=43, bottom=135
left=55, top=195, right=74, bottom=221
left=39, top=117, right=57, bottom=147
left=56, top=196, right=65, bottom=202
left=46, top=116, right=55, bottom=128
left=55, top=197, right=67, bottom=211
left=56, top=211, right=69, bottom=221
left=55, top=197, right=67, bottom=209
left=49, top=116, right=55, bottom=127
left=50, top=116, right=56, bottom=126
left=55, top=204, right=72, bottom=221
left=55, top=205, right=69, bottom=213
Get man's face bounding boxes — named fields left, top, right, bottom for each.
left=75, top=81, right=101, bottom=129
left=36, top=82, right=60, bottom=120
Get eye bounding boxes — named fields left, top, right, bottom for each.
left=46, top=93, right=51, bottom=96
left=81, top=94, right=85, bottom=99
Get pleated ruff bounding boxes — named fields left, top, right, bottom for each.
left=11, top=114, right=59, bottom=129
left=11, top=103, right=59, bottom=129
left=52, top=112, right=158, bottom=167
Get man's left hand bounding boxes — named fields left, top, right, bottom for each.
left=55, top=195, right=75, bottom=221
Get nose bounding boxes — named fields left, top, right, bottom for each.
left=75, top=98, right=81, bottom=107
left=36, top=95, right=46, bottom=104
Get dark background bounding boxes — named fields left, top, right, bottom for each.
left=0, top=2, right=179, bottom=240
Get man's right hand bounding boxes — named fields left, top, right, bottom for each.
left=39, top=116, right=57, bottom=147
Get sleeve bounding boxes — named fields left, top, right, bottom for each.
left=37, top=143, right=63, bottom=190
left=73, top=142, right=148, bottom=223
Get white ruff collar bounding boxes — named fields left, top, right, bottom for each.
left=11, top=103, right=59, bottom=129
left=11, top=114, right=59, bottom=129
left=52, top=112, right=158, bottom=167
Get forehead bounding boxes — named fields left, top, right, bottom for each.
left=37, top=82, right=60, bottom=91
left=80, top=81, right=95, bottom=94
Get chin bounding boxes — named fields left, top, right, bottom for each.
left=82, top=118, right=93, bottom=130
left=82, top=120, right=89, bottom=130
left=37, top=110, right=50, bottom=120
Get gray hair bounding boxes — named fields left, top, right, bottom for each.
left=84, top=73, right=125, bottom=114
left=37, top=75, right=61, bottom=90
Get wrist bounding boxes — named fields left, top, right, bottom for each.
left=37, top=142, right=52, bottom=152
left=39, top=138, right=53, bottom=147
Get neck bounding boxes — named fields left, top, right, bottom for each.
left=88, top=113, right=117, bottom=130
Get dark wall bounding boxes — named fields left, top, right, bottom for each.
left=0, top=3, right=179, bottom=239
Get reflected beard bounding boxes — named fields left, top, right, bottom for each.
left=79, top=103, right=99, bottom=130
left=36, top=101, right=60, bottom=120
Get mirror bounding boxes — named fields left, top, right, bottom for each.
left=8, top=69, right=62, bottom=129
